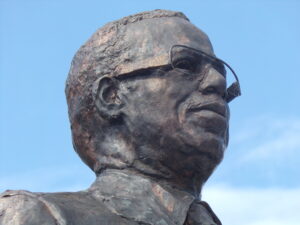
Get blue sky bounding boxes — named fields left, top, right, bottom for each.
left=1, top=1, right=300, bottom=224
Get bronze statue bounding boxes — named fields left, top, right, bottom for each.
left=0, top=10, right=240, bottom=225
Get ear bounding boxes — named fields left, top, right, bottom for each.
left=92, top=76, right=123, bottom=119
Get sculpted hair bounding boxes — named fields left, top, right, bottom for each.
left=65, top=10, right=189, bottom=173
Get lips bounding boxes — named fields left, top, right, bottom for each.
left=185, top=101, right=228, bottom=136
left=187, top=101, right=228, bottom=118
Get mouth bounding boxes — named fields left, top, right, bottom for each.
left=185, top=101, right=228, bottom=136
left=187, top=101, right=228, bottom=118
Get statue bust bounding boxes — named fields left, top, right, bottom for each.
left=0, top=9, right=240, bottom=225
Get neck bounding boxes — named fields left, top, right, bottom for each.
left=127, top=134, right=215, bottom=197
left=133, top=162, right=205, bottom=197
left=91, top=168, right=199, bottom=197
left=95, top=134, right=207, bottom=197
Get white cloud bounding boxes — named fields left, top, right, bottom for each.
left=231, top=116, right=300, bottom=162
left=242, top=130, right=300, bottom=161
left=203, top=185, right=300, bottom=225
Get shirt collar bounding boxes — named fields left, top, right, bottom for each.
left=89, top=169, right=195, bottom=225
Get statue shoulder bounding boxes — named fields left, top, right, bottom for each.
left=0, top=189, right=140, bottom=225
left=0, top=190, right=58, bottom=225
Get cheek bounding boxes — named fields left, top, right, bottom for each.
left=176, top=92, right=199, bottom=125
left=144, top=77, right=166, bottom=92
left=126, top=76, right=197, bottom=128
left=125, top=80, right=172, bottom=126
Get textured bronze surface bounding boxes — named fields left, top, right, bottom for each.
left=0, top=9, right=238, bottom=225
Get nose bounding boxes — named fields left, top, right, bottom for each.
left=199, top=67, right=226, bottom=97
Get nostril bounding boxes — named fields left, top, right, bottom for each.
left=202, top=86, right=226, bottom=98
left=203, top=86, right=217, bottom=94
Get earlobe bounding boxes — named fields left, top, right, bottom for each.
left=93, top=76, right=123, bottom=119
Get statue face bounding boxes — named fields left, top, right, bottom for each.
left=92, top=18, right=240, bottom=180
left=108, top=20, right=234, bottom=174
left=81, top=14, right=240, bottom=177
left=118, top=46, right=229, bottom=175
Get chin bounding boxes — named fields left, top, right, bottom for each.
left=176, top=128, right=226, bottom=163
left=196, top=132, right=225, bottom=162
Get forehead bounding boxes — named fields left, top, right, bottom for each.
left=114, top=17, right=214, bottom=76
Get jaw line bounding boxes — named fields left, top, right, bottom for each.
left=174, top=127, right=226, bottom=164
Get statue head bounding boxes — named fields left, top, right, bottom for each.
left=65, top=10, right=240, bottom=194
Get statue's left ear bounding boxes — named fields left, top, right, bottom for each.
left=92, top=76, right=123, bottom=119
